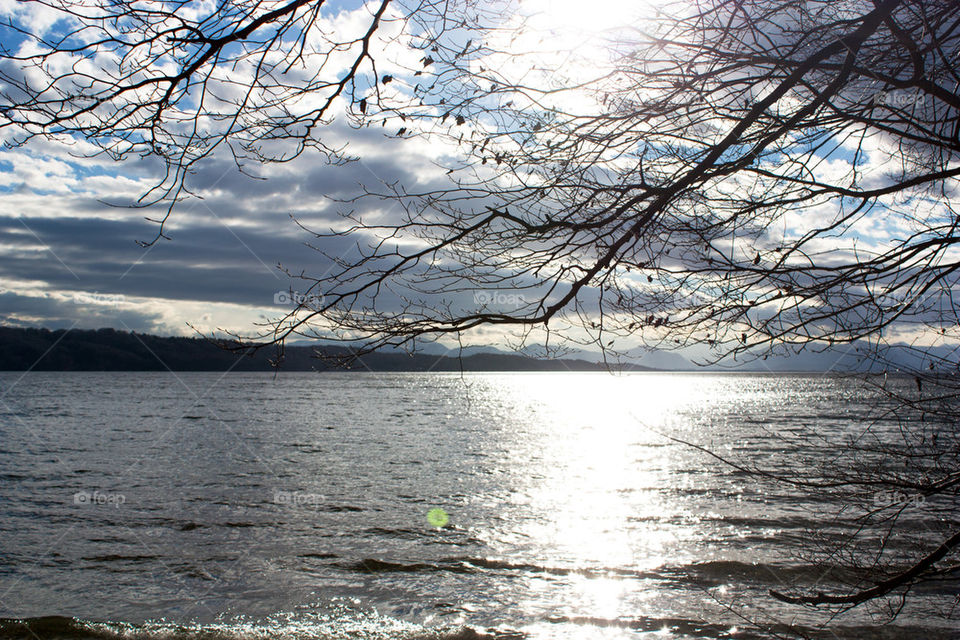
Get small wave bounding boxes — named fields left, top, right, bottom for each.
left=664, top=560, right=854, bottom=585
left=0, top=617, right=144, bottom=640
left=360, top=527, right=427, bottom=540
left=323, top=506, right=363, bottom=513
left=299, top=553, right=338, bottom=560
left=81, top=555, right=159, bottom=564
left=452, top=557, right=648, bottom=579
left=0, top=617, right=522, bottom=640
left=340, top=556, right=860, bottom=589
left=545, top=614, right=747, bottom=638
left=6, top=616, right=951, bottom=640
left=547, top=614, right=959, bottom=640
left=342, top=557, right=655, bottom=580
left=348, top=559, right=453, bottom=574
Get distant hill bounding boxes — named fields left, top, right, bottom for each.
left=0, top=327, right=655, bottom=372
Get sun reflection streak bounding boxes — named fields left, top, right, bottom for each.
left=492, top=374, right=700, bottom=625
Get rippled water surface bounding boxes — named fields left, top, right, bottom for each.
left=0, top=372, right=954, bottom=639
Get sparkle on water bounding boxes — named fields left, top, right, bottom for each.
left=0, top=371, right=952, bottom=639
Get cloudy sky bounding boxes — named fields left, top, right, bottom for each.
left=0, top=0, right=474, bottom=338
left=0, top=122, right=449, bottom=336
left=0, top=0, right=641, bottom=341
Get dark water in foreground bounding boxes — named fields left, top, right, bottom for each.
left=0, top=372, right=955, bottom=639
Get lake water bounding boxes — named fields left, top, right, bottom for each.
left=0, top=372, right=954, bottom=639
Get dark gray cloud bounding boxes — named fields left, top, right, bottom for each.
left=0, top=121, right=448, bottom=324
left=0, top=212, right=368, bottom=306
left=0, top=291, right=167, bottom=333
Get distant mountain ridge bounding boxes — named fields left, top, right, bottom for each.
left=0, top=327, right=656, bottom=372
left=2, top=326, right=940, bottom=373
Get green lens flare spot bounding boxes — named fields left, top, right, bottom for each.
left=427, top=507, right=449, bottom=528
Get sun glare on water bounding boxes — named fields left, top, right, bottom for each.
left=492, top=374, right=697, bottom=629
